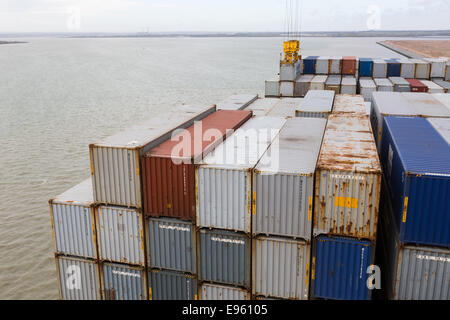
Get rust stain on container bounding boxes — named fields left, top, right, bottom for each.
left=142, top=110, right=252, bottom=220
left=332, top=94, right=367, bottom=115
left=342, top=56, right=357, bottom=75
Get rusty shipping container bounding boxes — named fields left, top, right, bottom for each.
left=49, top=178, right=97, bottom=259
left=90, top=104, right=215, bottom=208
left=314, top=114, right=382, bottom=241
left=332, top=94, right=366, bottom=115
left=101, top=262, right=147, bottom=300
left=216, top=94, right=258, bottom=111
left=142, top=110, right=252, bottom=220
left=342, top=56, right=356, bottom=75
left=199, top=283, right=250, bottom=300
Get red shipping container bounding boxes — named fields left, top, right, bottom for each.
left=342, top=56, right=356, bottom=75
left=406, top=79, right=429, bottom=93
left=142, top=110, right=252, bottom=220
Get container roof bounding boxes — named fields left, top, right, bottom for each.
left=372, top=92, right=417, bottom=116
left=402, top=92, right=450, bottom=118
left=267, top=98, right=302, bottom=118
left=216, top=94, right=258, bottom=111
left=51, top=178, right=94, bottom=205
left=332, top=95, right=366, bottom=114
left=385, top=117, right=450, bottom=175
left=245, top=98, right=281, bottom=117
left=298, top=90, right=335, bottom=113
left=317, top=114, right=381, bottom=173
left=428, top=118, right=450, bottom=144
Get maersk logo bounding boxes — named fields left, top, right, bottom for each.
left=417, top=254, right=450, bottom=263
left=112, top=270, right=141, bottom=278
left=159, top=224, right=190, bottom=232
left=329, top=174, right=365, bottom=180
left=211, top=237, right=245, bottom=245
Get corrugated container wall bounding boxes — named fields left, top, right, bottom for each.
left=295, top=75, right=314, bottom=97
left=280, top=81, right=294, bottom=97
left=311, top=236, right=374, bottom=300
left=149, top=270, right=198, bottom=300
left=342, top=56, right=356, bottom=75
left=90, top=104, right=215, bottom=208
left=196, top=117, right=286, bottom=233
left=340, top=76, right=357, bottom=95
left=380, top=117, right=450, bottom=247
left=142, top=110, right=252, bottom=220
left=411, top=59, right=431, bottom=79
left=316, top=56, right=330, bottom=75
left=101, top=263, right=146, bottom=300
left=265, top=79, right=280, bottom=97
left=359, top=58, right=373, bottom=77
left=200, top=283, right=250, bottom=300
left=314, top=115, right=382, bottom=241
left=399, top=60, right=415, bottom=79
left=147, top=217, right=196, bottom=273
left=295, top=90, right=335, bottom=118
left=252, top=237, right=310, bottom=300
left=373, top=59, right=387, bottom=78
left=303, top=56, right=318, bottom=74
left=386, top=59, right=401, bottom=77
left=56, top=256, right=101, bottom=300
left=325, top=75, right=341, bottom=94
left=50, top=178, right=97, bottom=259
left=198, top=229, right=251, bottom=288
left=96, top=205, right=145, bottom=266
left=332, top=94, right=366, bottom=115
left=216, top=94, right=258, bottom=111
left=374, top=78, right=393, bottom=93
left=329, top=56, right=342, bottom=74
left=310, top=75, right=327, bottom=91
left=253, top=118, right=327, bottom=239
left=359, top=79, right=377, bottom=102
left=424, top=58, right=446, bottom=78
left=446, top=61, right=450, bottom=81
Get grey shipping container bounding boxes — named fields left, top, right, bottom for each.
left=253, top=118, right=327, bottom=239
left=149, top=269, right=198, bottom=300
left=280, top=81, right=294, bottom=97
left=252, top=236, right=310, bottom=300
left=198, top=229, right=251, bottom=288
left=325, top=75, right=341, bottom=94
left=424, top=58, right=446, bottom=78
left=101, top=263, right=147, bottom=300
left=359, top=78, right=377, bottom=102
left=216, top=94, right=258, bottom=111
left=310, top=75, right=328, bottom=91
left=147, top=217, right=196, bottom=273
left=332, top=94, right=366, bottom=115
left=280, top=60, right=302, bottom=81
left=428, top=117, right=450, bottom=144
left=245, top=98, right=280, bottom=117
left=267, top=98, right=301, bottom=118
left=374, top=78, right=393, bottom=92
left=96, top=205, right=145, bottom=266
left=49, top=178, right=97, bottom=259
left=90, top=104, right=215, bottom=208
left=389, top=77, right=411, bottom=92
left=340, top=76, right=357, bottom=95
left=55, top=256, right=101, bottom=300
left=295, top=74, right=314, bottom=97
left=399, top=60, right=415, bottom=79
left=199, top=283, right=250, bottom=300
left=433, top=80, right=450, bottom=93
left=316, top=57, right=330, bottom=75
left=410, top=59, right=431, bottom=79
left=265, top=79, right=280, bottom=97
left=196, top=116, right=286, bottom=233
left=314, top=114, right=382, bottom=241
left=295, top=90, right=335, bottom=118
left=373, top=59, right=387, bottom=78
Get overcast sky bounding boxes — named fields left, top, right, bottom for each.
left=0, top=0, right=449, bottom=33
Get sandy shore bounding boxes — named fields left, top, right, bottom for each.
left=382, top=40, right=450, bottom=58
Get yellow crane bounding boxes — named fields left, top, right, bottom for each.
left=281, top=0, right=302, bottom=64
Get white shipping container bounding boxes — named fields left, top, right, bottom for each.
left=373, top=59, right=387, bottom=78
left=245, top=98, right=281, bottom=117
left=280, top=81, right=294, bottom=97
left=329, top=56, right=342, bottom=74
left=402, top=92, right=450, bottom=118
left=265, top=79, right=280, bottom=97
left=341, top=76, right=357, bottom=95
left=294, top=75, right=314, bottom=97
left=374, top=78, right=394, bottom=92
left=267, top=98, right=302, bottom=118
left=420, top=80, right=445, bottom=93
left=296, top=90, right=335, bottom=118
left=410, top=59, right=431, bottom=79
left=424, top=58, right=447, bottom=78
left=310, top=75, right=328, bottom=91
left=316, top=56, right=330, bottom=75
left=446, top=61, right=450, bottom=81
left=432, top=93, right=450, bottom=110
left=399, top=59, right=415, bottom=79
left=217, top=94, right=258, bottom=111
left=196, top=117, right=287, bottom=233
left=360, top=78, right=377, bottom=102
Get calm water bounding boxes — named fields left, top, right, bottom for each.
left=0, top=36, right=407, bottom=299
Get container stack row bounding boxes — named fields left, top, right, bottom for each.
left=370, top=92, right=450, bottom=300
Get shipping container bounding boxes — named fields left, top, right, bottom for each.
left=332, top=94, right=366, bottom=115
left=340, top=76, right=357, bottom=95
left=424, top=58, right=447, bottom=78
left=316, top=56, right=330, bottom=75
left=432, top=93, right=450, bottom=112
left=295, top=90, right=335, bottom=118
left=379, top=187, right=450, bottom=300
left=329, top=56, right=342, bottom=74
left=280, top=81, right=294, bottom=97
left=265, top=79, right=280, bottom=97
left=373, top=59, right=387, bottom=78
left=374, top=78, right=393, bottom=93
left=402, top=92, right=450, bottom=118
left=420, top=80, right=445, bottom=93
left=280, top=60, right=302, bottom=81
left=432, top=80, right=450, bottom=93
left=342, top=56, right=356, bottom=75
left=245, top=98, right=280, bottom=117
left=196, top=117, right=286, bottom=233
left=311, top=235, right=374, bottom=300
left=267, top=98, right=301, bottom=118
left=199, top=283, right=250, bottom=300
left=295, top=74, right=314, bottom=97
left=198, top=229, right=251, bottom=288
left=410, top=59, right=431, bottom=79
left=142, top=110, right=252, bottom=220
left=101, top=263, right=146, bottom=300
left=55, top=256, right=101, bottom=300
left=428, top=117, right=450, bottom=144
left=386, top=59, right=401, bottom=77
left=216, top=94, right=258, bottom=111
left=252, top=236, right=310, bottom=300
left=310, top=75, right=328, bottom=91
left=370, top=92, right=417, bottom=150
left=359, top=78, right=377, bottom=102
left=90, top=104, right=215, bottom=208
left=406, top=78, right=428, bottom=93
left=314, top=114, right=382, bottom=241
left=96, top=205, right=145, bottom=266
left=325, top=75, right=341, bottom=94
left=379, top=117, right=450, bottom=247
left=359, top=58, right=373, bottom=77
left=49, top=179, right=97, bottom=259
left=399, top=59, right=415, bottom=79
left=253, top=118, right=327, bottom=239
left=389, top=77, right=411, bottom=92
left=147, top=217, right=196, bottom=273
left=446, top=61, right=450, bottom=81
left=303, top=56, right=318, bottom=74
left=149, top=269, right=198, bottom=300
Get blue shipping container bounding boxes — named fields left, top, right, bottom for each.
left=380, top=117, right=450, bottom=247
left=386, top=59, right=401, bottom=77
left=303, top=56, right=319, bottom=74
left=312, top=236, right=373, bottom=300
left=359, top=58, right=374, bottom=77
